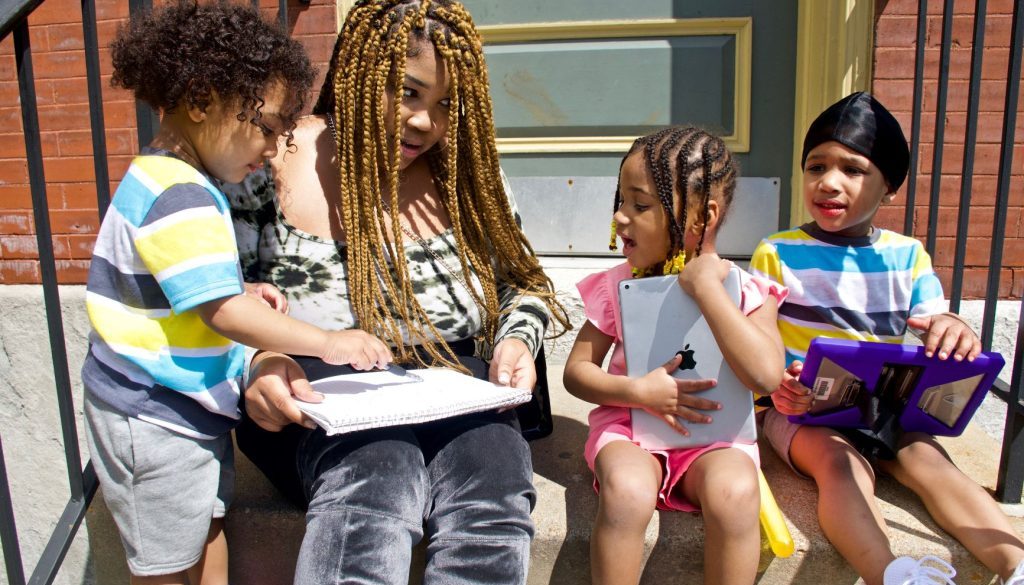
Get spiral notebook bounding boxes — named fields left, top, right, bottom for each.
left=297, top=366, right=533, bottom=435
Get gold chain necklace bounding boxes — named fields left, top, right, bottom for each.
left=324, top=112, right=475, bottom=296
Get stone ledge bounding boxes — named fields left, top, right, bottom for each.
left=85, top=365, right=1024, bottom=585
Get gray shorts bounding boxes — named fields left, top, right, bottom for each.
left=84, top=390, right=234, bottom=576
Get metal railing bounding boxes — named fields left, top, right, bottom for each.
left=901, top=0, right=1024, bottom=502
left=0, top=3, right=301, bottom=584
left=0, top=0, right=1021, bottom=583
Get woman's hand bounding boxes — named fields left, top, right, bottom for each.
left=770, top=361, right=814, bottom=416
left=632, top=353, right=719, bottom=436
left=907, top=312, right=982, bottom=362
left=244, top=281, right=289, bottom=313
left=245, top=352, right=323, bottom=432
left=677, top=252, right=730, bottom=297
left=490, top=337, right=537, bottom=390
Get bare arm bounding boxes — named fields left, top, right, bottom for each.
left=194, top=294, right=392, bottom=369
left=679, top=254, right=785, bottom=395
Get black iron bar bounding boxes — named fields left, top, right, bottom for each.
left=925, top=0, right=955, bottom=257
left=948, top=0, right=987, bottom=313
left=994, top=0, right=1024, bottom=504
left=15, top=13, right=84, bottom=503
left=905, top=0, right=928, bottom=236
left=81, top=0, right=111, bottom=219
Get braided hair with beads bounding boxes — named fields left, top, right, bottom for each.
left=609, top=126, right=738, bottom=277
left=313, top=0, right=570, bottom=369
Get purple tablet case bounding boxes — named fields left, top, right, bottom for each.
left=789, top=338, right=1004, bottom=437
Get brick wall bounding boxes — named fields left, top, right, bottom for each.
left=0, top=0, right=338, bottom=284
left=0, top=0, right=1022, bottom=299
left=873, top=0, right=1024, bottom=299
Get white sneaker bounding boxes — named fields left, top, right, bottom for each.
left=1001, top=559, right=1024, bottom=585
left=883, top=555, right=957, bottom=585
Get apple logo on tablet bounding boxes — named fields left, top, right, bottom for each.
left=676, top=345, right=697, bottom=371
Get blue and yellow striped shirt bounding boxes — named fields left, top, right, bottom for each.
left=749, top=223, right=945, bottom=366
left=82, top=152, right=244, bottom=439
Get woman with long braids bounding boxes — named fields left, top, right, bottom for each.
left=224, top=0, right=569, bottom=583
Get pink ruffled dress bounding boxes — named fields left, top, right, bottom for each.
left=576, top=262, right=787, bottom=512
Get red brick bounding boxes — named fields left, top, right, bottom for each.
left=101, top=101, right=138, bottom=130
left=55, top=259, right=90, bottom=284
left=880, top=0, right=1017, bottom=16
left=0, top=160, right=30, bottom=184
left=59, top=128, right=136, bottom=157
left=0, top=107, right=24, bottom=130
left=926, top=15, right=1014, bottom=50
left=0, top=53, right=15, bottom=80
left=931, top=236, right=1001, bottom=267
left=924, top=204, right=1004, bottom=238
left=0, top=260, right=41, bottom=283
left=67, top=234, right=96, bottom=259
left=31, top=51, right=86, bottom=81
left=48, top=24, right=87, bottom=52
left=917, top=143, right=1022, bottom=175
left=0, top=185, right=32, bottom=209
left=49, top=208, right=99, bottom=234
left=933, top=268, right=1000, bottom=299
left=288, top=5, right=340, bottom=36
left=59, top=183, right=104, bottom=209
left=0, top=81, right=20, bottom=108
left=41, top=156, right=97, bottom=183
left=877, top=16, right=919, bottom=48
left=28, top=0, right=83, bottom=26
left=0, top=234, right=73, bottom=259
left=0, top=211, right=33, bottom=234
left=912, top=174, right=1024, bottom=208
left=94, top=0, right=130, bottom=22
left=37, top=103, right=92, bottom=130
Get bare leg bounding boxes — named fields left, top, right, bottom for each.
left=789, top=426, right=894, bottom=585
left=591, top=441, right=663, bottom=585
left=680, top=448, right=759, bottom=585
left=880, top=433, right=1024, bottom=580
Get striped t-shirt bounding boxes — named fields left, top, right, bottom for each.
left=749, top=223, right=945, bottom=366
left=81, top=152, right=245, bottom=439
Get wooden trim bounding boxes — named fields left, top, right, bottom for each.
left=790, top=0, right=875, bottom=225
left=477, top=18, right=753, bottom=154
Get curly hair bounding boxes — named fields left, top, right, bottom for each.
left=111, top=0, right=315, bottom=134
left=314, top=0, right=570, bottom=369
left=611, top=126, right=739, bottom=269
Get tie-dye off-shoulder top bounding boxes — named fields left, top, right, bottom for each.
left=224, top=165, right=548, bottom=358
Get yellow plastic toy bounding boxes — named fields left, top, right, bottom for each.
left=758, top=469, right=795, bottom=557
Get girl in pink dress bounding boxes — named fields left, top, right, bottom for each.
left=563, top=127, right=787, bottom=585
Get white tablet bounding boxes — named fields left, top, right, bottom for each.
left=619, top=267, right=757, bottom=450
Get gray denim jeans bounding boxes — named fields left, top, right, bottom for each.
left=291, top=407, right=535, bottom=585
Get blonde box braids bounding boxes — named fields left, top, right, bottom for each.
left=314, top=0, right=570, bottom=369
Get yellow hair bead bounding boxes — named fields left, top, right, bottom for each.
left=608, top=220, right=618, bottom=251
left=663, top=250, right=687, bottom=275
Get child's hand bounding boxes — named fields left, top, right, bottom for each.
left=631, top=353, right=720, bottom=436
left=321, top=330, right=393, bottom=370
left=245, top=282, right=289, bottom=314
left=907, top=313, right=981, bottom=361
left=770, top=360, right=814, bottom=415
left=677, top=252, right=730, bottom=297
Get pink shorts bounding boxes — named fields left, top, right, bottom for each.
left=584, top=406, right=760, bottom=512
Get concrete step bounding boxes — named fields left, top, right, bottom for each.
left=85, top=363, right=1024, bottom=584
